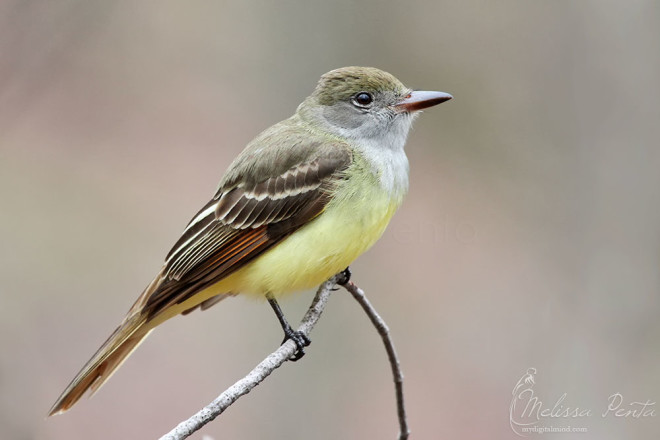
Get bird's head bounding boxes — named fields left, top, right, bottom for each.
left=298, top=66, right=452, bottom=150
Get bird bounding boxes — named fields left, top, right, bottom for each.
left=48, top=66, right=452, bottom=416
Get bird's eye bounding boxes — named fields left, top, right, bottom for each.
left=352, top=92, right=374, bottom=107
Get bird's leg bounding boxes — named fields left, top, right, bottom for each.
left=266, top=293, right=310, bottom=361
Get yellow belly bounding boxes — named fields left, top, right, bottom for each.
left=225, top=192, right=400, bottom=297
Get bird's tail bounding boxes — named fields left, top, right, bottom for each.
left=48, top=314, right=150, bottom=416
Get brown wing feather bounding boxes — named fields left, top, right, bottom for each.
left=140, top=151, right=351, bottom=318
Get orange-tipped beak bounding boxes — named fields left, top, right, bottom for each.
left=396, top=90, right=453, bottom=112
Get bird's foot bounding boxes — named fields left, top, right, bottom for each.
left=336, top=266, right=352, bottom=286
left=282, top=326, right=311, bottom=361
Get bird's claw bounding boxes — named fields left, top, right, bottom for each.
left=282, top=328, right=311, bottom=361
left=336, top=267, right=352, bottom=286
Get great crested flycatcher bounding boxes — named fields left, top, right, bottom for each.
left=48, top=66, right=452, bottom=415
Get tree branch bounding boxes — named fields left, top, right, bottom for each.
left=341, top=281, right=410, bottom=440
left=159, top=276, right=338, bottom=440
left=159, top=275, right=409, bottom=440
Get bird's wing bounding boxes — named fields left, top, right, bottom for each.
left=134, top=139, right=352, bottom=319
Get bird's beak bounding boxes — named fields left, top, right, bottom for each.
left=395, top=90, right=453, bottom=112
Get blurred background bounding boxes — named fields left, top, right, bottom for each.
left=1, top=0, right=659, bottom=438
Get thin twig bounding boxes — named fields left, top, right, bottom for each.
left=342, top=281, right=410, bottom=440
left=159, top=275, right=409, bottom=440
left=159, top=276, right=338, bottom=440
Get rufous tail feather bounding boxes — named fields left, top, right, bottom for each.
left=48, top=315, right=150, bottom=416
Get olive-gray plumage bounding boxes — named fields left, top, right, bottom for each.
left=48, top=66, right=452, bottom=416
